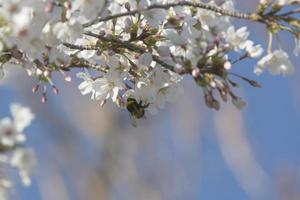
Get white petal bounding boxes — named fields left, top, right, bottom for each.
left=138, top=53, right=152, bottom=67
left=10, top=104, right=34, bottom=133
left=294, top=38, right=300, bottom=56
left=111, top=87, right=119, bottom=102
left=0, top=65, right=4, bottom=80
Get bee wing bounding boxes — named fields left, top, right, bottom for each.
left=129, top=114, right=138, bottom=128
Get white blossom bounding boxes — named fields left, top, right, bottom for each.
left=245, top=42, right=264, bottom=58
left=143, top=9, right=167, bottom=29
left=77, top=70, right=124, bottom=102
left=52, top=18, right=83, bottom=43
left=276, top=0, right=299, bottom=5
left=0, top=179, right=12, bottom=200
left=157, top=46, right=171, bottom=57
left=294, top=38, right=300, bottom=56
left=138, top=53, right=153, bottom=67
left=10, top=148, right=37, bottom=186
left=10, top=103, right=35, bottom=133
left=77, top=72, right=109, bottom=101
left=0, top=118, right=25, bottom=148
left=125, top=67, right=183, bottom=114
left=255, top=50, right=295, bottom=77
left=0, top=65, right=4, bottom=80
left=0, top=103, right=36, bottom=196
left=0, top=104, right=34, bottom=148
left=164, top=29, right=187, bottom=46
left=149, top=84, right=183, bottom=115
left=225, top=26, right=250, bottom=52
left=72, top=0, right=105, bottom=20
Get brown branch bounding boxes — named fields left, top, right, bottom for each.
left=280, top=8, right=300, bottom=17
left=83, top=31, right=176, bottom=72
left=62, top=43, right=99, bottom=51
left=83, top=1, right=252, bottom=27
left=63, top=32, right=222, bottom=74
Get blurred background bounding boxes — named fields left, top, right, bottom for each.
left=1, top=0, right=300, bottom=199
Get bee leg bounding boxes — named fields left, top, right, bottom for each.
left=143, top=103, right=150, bottom=108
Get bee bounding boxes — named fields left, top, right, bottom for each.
left=126, top=97, right=150, bottom=126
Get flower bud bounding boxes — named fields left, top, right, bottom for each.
left=45, top=2, right=55, bottom=13
left=99, top=30, right=106, bottom=37
left=52, top=86, right=59, bottom=95
left=64, top=75, right=71, bottom=82
left=192, top=68, right=201, bottom=78
left=32, top=85, right=39, bottom=93
left=36, top=69, right=43, bottom=76
left=63, top=1, right=72, bottom=10
left=125, top=2, right=131, bottom=11
left=41, top=94, right=47, bottom=103
left=224, top=61, right=232, bottom=70
left=232, top=96, right=246, bottom=110
left=100, top=100, right=106, bottom=107
left=43, top=70, right=50, bottom=77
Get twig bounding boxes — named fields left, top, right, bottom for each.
left=83, top=1, right=252, bottom=27
left=84, top=31, right=176, bottom=71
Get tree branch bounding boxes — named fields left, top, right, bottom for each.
left=83, top=31, right=176, bottom=72
left=83, top=1, right=252, bottom=27
left=62, top=43, right=99, bottom=51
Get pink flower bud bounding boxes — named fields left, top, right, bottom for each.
left=45, top=2, right=55, bottom=13
left=64, top=1, right=72, bottom=10
left=41, top=94, right=47, bottom=103
left=52, top=86, right=59, bottom=95
left=64, top=75, right=71, bottom=82
left=32, top=85, right=39, bottom=93
left=43, top=70, right=50, bottom=77
left=224, top=61, right=232, bottom=70
left=192, top=68, right=201, bottom=78
left=100, top=100, right=106, bottom=107
left=66, top=10, right=72, bottom=19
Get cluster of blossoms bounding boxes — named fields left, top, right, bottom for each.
left=0, top=0, right=299, bottom=119
left=0, top=103, right=36, bottom=199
